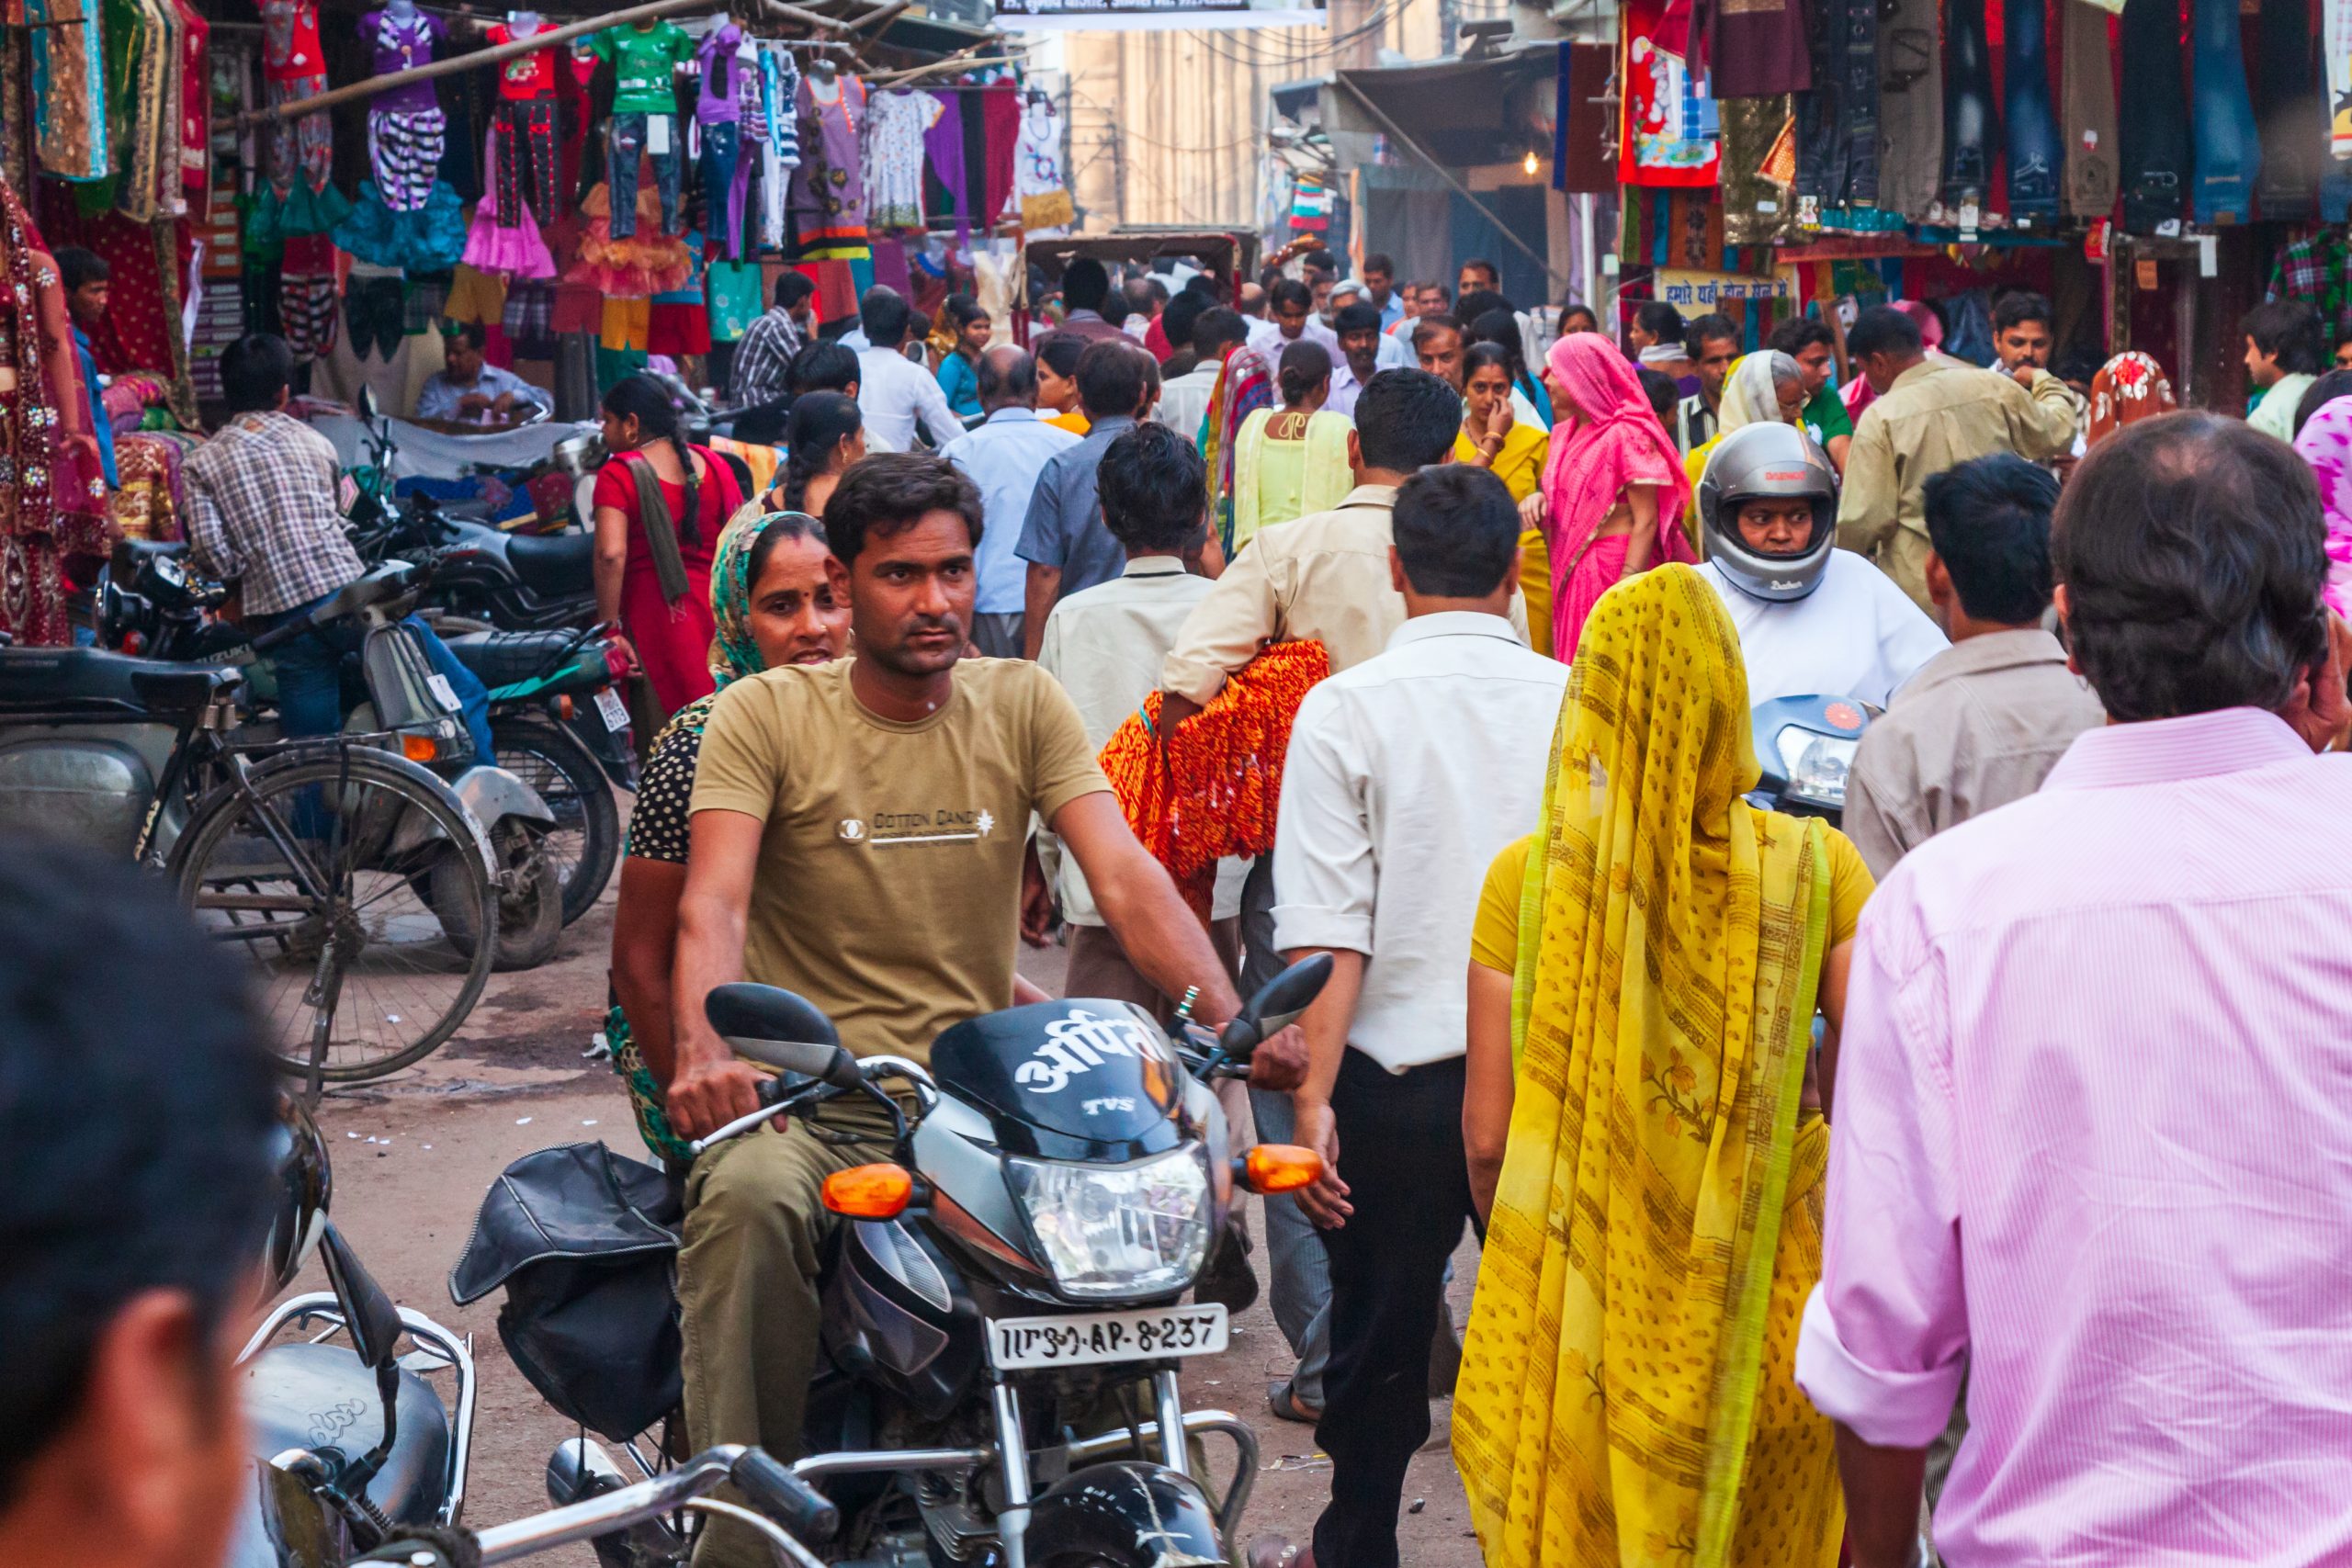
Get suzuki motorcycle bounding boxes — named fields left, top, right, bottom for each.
left=351, top=488, right=600, bottom=634
left=229, top=1097, right=478, bottom=1568
left=1747, top=693, right=1880, bottom=827
left=458, top=957, right=1330, bottom=1568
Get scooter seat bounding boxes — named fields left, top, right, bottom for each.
left=242, top=1341, right=452, bottom=1527
left=443, top=628, right=582, bottom=688
left=504, top=531, right=594, bottom=599
left=0, top=647, right=236, bottom=714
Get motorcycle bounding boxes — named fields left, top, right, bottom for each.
left=229, top=1097, right=479, bottom=1567
left=1747, top=693, right=1880, bottom=827
left=98, top=540, right=568, bottom=971
left=457, top=957, right=1331, bottom=1568
left=351, top=487, right=600, bottom=635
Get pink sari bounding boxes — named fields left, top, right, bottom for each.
left=1539, top=333, right=1695, bottom=659
left=2291, top=395, right=2352, bottom=621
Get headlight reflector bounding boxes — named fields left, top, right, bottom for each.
left=1006, top=1145, right=1212, bottom=1301
left=1775, top=727, right=1860, bottom=808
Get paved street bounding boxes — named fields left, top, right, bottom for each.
left=295, top=859, right=1482, bottom=1563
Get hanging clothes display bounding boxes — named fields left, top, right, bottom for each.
left=0, top=175, right=112, bottom=646
left=649, top=231, right=712, bottom=356
left=2256, top=0, right=2321, bottom=219
left=697, top=25, right=747, bottom=259
left=257, top=0, right=331, bottom=192
left=2120, top=0, right=2190, bottom=231
left=28, top=0, right=109, bottom=182
left=2062, top=0, right=2120, bottom=219
left=173, top=0, right=209, bottom=214
left=2189, top=0, right=2263, bottom=222
left=464, top=130, right=557, bottom=278
left=1622, top=0, right=1721, bottom=187
left=334, top=178, right=467, bottom=271
left=2002, top=0, right=2061, bottom=220
left=1686, top=0, right=1810, bottom=98
left=867, top=88, right=944, bottom=231
left=571, top=183, right=694, bottom=296
left=2331, top=0, right=2352, bottom=161
left=755, top=45, right=804, bottom=250
left=486, top=17, right=560, bottom=227
left=922, top=89, right=968, bottom=225
left=590, top=20, right=696, bottom=241
left=361, top=6, right=448, bottom=213
left=1874, top=0, right=1942, bottom=217
left=1009, top=92, right=1073, bottom=231
left=788, top=70, right=870, bottom=257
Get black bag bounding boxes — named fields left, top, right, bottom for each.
left=448, top=1142, right=684, bottom=1441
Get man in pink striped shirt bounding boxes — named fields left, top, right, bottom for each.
left=1797, top=412, right=2352, bottom=1568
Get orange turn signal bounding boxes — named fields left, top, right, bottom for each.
left=553, top=694, right=575, bottom=720
left=822, top=1163, right=914, bottom=1219
left=400, top=734, right=439, bottom=763
left=1239, top=1144, right=1323, bottom=1195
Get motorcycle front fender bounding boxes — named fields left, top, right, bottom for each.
left=1023, top=1461, right=1226, bottom=1568
left=384, top=763, right=549, bottom=860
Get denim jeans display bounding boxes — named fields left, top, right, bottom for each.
left=2256, top=0, right=2321, bottom=219
left=1796, top=0, right=1880, bottom=210
left=698, top=120, right=741, bottom=263
left=2190, top=0, right=2263, bottom=222
left=606, top=113, right=681, bottom=240
left=1940, top=0, right=1997, bottom=209
left=2002, top=0, right=2061, bottom=220
left=2120, top=0, right=2189, bottom=231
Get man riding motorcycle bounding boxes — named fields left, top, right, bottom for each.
left=1695, top=422, right=1948, bottom=707
left=665, top=454, right=1306, bottom=1568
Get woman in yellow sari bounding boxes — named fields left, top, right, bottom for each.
left=1453, top=564, right=1871, bottom=1568
left=1457, top=341, right=1554, bottom=653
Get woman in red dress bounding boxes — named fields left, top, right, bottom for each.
left=590, top=374, right=745, bottom=716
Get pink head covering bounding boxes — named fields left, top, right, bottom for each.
left=2290, top=395, right=2352, bottom=621
left=1538, top=333, right=1693, bottom=629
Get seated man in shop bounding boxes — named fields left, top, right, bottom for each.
left=415, top=321, right=548, bottom=426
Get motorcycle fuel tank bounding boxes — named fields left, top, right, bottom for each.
left=929, top=999, right=1199, bottom=1162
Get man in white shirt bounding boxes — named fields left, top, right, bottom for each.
left=939, top=345, right=1079, bottom=658
left=1323, top=301, right=1386, bottom=418
left=852, top=286, right=961, bottom=451
left=1263, top=463, right=1569, bottom=1568
left=1695, top=422, right=1947, bottom=707
left=1325, top=281, right=1412, bottom=372
left=1154, top=307, right=1247, bottom=446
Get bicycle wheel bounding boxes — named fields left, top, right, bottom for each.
left=491, top=712, right=621, bottom=924
left=169, top=746, right=498, bottom=1082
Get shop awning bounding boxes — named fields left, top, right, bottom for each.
left=1329, top=49, right=1556, bottom=167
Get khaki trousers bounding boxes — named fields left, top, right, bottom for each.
left=679, top=1101, right=894, bottom=1568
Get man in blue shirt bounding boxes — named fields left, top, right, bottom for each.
left=939, top=344, right=1078, bottom=658
left=1015, top=339, right=1157, bottom=657
left=54, top=247, right=117, bottom=489
left=416, top=322, right=548, bottom=423
left=1363, top=252, right=1404, bottom=331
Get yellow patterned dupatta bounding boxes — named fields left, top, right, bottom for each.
left=1453, top=565, right=1842, bottom=1568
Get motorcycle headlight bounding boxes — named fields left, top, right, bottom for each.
left=1006, top=1145, right=1212, bottom=1302
left=1774, top=727, right=1860, bottom=809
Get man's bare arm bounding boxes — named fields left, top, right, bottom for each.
left=1834, top=1425, right=1928, bottom=1568
left=667, top=809, right=772, bottom=1138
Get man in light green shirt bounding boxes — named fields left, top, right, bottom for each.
left=1836, top=305, right=2078, bottom=615
left=2243, top=299, right=2324, bottom=443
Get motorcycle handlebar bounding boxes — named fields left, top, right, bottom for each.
left=469, top=1445, right=832, bottom=1565
left=729, top=1449, right=840, bottom=1545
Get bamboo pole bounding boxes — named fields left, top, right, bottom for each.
left=236, top=0, right=856, bottom=126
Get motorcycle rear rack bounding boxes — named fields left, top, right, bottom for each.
left=239, top=1290, right=479, bottom=1529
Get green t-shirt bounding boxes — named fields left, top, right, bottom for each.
left=1804, top=382, right=1854, bottom=447
left=591, top=21, right=694, bottom=116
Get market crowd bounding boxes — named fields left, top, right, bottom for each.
left=12, top=236, right=2352, bottom=1568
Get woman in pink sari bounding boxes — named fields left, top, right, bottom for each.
left=1538, top=333, right=1695, bottom=660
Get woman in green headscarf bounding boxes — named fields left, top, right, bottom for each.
left=605, top=504, right=851, bottom=1166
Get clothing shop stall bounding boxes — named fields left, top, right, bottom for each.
left=0, top=0, right=1037, bottom=642
left=1592, top=0, right=2352, bottom=411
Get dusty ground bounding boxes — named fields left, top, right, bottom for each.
left=293, top=858, right=1481, bottom=1565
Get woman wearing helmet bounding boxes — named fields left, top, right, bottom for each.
left=1696, top=421, right=1947, bottom=706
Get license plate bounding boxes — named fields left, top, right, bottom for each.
left=594, top=687, right=630, bottom=732
left=425, top=672, right=462, bottom=713
left=987, top=1303, right=1227, bottom=1371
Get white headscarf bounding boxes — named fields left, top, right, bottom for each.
left=1715, top=350, right=1804, bottom=434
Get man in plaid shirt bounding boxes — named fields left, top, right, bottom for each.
left=186, top=334, right=489, bottom=753
left=728, top=271, right=815, bottom=410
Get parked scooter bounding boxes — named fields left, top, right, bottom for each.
left=455, top=958, right=1332, bottom=1568
left=228, top=1097, right=478, bottom=1567
left=1747, top=694, right=1880, bottom=828
left=98, top=541, right=567, bottom=969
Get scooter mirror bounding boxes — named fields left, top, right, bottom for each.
left=357, top=385, right=381, bottom=425
left=707, top=983, right=862, bottom=1088
left=319, top=1224, right=406, bottom=1371
left=1216, top=953, right=1333, bottom=1057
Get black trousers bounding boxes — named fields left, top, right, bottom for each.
left=1310, top=1050, right=1475, bottom=1568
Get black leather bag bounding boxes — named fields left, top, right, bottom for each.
left=448, top=1143, right=684, bottom=1441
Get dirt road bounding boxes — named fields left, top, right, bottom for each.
left=299, top=887, right=1483, bottom=1564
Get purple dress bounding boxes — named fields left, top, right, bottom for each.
left=922, top=89, right=967, bottom=226
left=361, top=8, right=445, bottom=114
left=786, top=73, right=867, bottom=255
left=360, top=8, right=447, bottom=211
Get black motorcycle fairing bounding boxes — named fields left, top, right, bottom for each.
left=821, top=1216, right=984, bottom=1418
left=930, top=1000, right=1199, bottom=1162
left=241, top=1342, right=452, bottom=1522
left=1022, top=1461, right=1227, bottom=1568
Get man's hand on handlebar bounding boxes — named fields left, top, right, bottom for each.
left=1248, top=1024, right=1308, bottom=1092
left=664, top=1053, right=771, bottom=1139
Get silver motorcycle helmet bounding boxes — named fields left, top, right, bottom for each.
left=1697, top=422, right=1840, bottom=603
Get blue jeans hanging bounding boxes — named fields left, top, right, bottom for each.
left=606, top=113, right=681, bottom=240
left=698, top=119, right=741, bottom=262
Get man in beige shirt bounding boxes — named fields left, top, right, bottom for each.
left=1845, top=452, right=2106, bottom=877
left=1159, top=367, right=1524, bottom=714
left=1837, top=304, right=2080, bottom=614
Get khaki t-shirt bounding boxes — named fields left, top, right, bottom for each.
left=691, top=656, right=1111, bottom=1066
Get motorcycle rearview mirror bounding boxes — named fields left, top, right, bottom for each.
left=1216, top=953, right=1333, bottom=1056
left=356, top=385, right=381, bottom=425
left=707, top=983, right=863, bottom=1089
left=318, top=1224, right=406, bottom=1371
